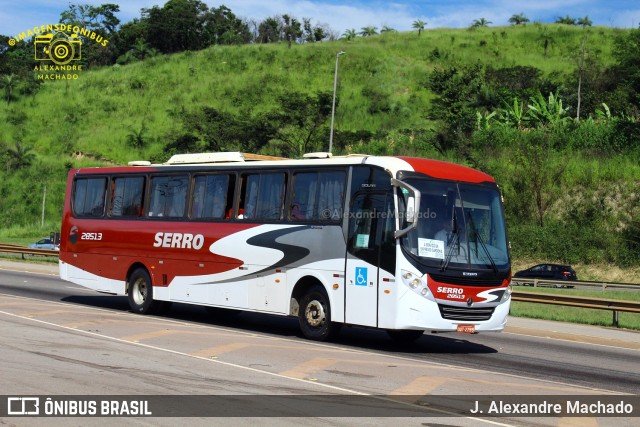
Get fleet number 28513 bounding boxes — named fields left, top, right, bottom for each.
left=81, top=232, right=103, bottom=240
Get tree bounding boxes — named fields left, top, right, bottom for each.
left=118, top=38, right=158, bottom=64
left=126, top=122, right=149, bottom=148
left=342, top=29, right=357, bottom=40
left=359, top=26, right=378, bottom=37
left=555, top=15, right=576, bottom=25
left=427, top=64, right=486, bottom=147
left=60, top=3, right=121, bottom=34
left=143, top=0, right=209, bottom=53
left=577, top=16, right=592, bottom=27
left=508, top=13, right=529, bottom=25
left=2, top=74, right=17, bottom=104
left=172, top=107, right=277, bottom=154
left=381, top=26, right=396, bottom=33
left=512, top=130, right=566, bottom=227
left=302, top=18, right=328, bottom=42
left=412, top=19, right=426, bottom=36
left=268, top=92, right=334, bottom=157
left=257, top=16, right=282, bottom=43
left=60, top=3, right=121, bottom=65
left=202, top=5, right=251, bottom=45
left=5, top=142, right=35, bottom=171
left=471, top=18, right=492, bottom=28
left=281, top=14, right=303, bottom=47
left=608, top=26, right=640, bottom=112
left=536, top=26, right=555, bottom=58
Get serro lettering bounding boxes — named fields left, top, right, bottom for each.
left=153, top=232, right=204, bottom=250
left=437, top=287, right=463, bottom=294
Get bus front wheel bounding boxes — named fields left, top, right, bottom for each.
left=298, top=285, right=339, bottom=341
left=127, top=268, right=162, bottom=314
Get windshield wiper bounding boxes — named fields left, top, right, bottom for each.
left=467, top=214, right=498, bottom=275
left=439, top=211, right=459, bottom=272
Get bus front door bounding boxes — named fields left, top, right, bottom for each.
left=345, top=193, right=390, bottom=327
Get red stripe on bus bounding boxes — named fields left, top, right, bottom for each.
left=397, top=157, right=495, bottom=184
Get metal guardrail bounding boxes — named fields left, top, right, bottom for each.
left=0, top=244, right=59, bottom=257
left=511, top=277, right=640, bottom=291
left=512, top=290, right=640, bottom=327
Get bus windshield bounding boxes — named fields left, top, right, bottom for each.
left=400, top=179, right=509, bottom=271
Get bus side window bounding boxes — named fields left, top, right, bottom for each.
left=239, top=173, right=285, bottom=220
left=149, top=175, right=187, bottom=218
left=290, top=171, right=345, bottom=221
left=110, top=176, right=145, bottom=218
left=192, top=174, right=230, bottom=219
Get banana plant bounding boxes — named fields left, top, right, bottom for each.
left=595, top=102, right=611, bottom=121
left=476, top=110, right=496, bottom=130
left=498, top=97, right=526, bottom=129
left=527, top=90, right=572, bottom=127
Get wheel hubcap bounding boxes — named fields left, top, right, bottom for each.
left=133, top=278, right=147, bottom=305
left=305, top=299, right=325, bottom=327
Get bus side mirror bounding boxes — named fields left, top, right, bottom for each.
left=391, top=179, right=421, bottom=239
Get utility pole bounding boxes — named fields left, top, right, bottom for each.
left=329, top=51, right=345, bottom=154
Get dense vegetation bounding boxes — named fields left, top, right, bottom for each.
left=0, top=1, right=639, bottom=269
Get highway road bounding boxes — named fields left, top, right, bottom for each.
left=1, top=261, right=639, bottom=426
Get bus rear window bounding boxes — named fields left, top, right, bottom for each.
left=73, top=177, right=107, bottom=217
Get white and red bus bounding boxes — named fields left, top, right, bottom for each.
left=59, top=152, right=512, bottom=341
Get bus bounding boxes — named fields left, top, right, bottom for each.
left=59, top=152, right=512, bottom=342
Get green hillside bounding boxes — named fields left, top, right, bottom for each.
left=0, top=24, right=639, bottom=268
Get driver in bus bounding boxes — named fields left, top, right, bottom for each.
left=433, top=210, right=453, bottom=244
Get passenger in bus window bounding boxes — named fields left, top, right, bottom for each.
left=211, top=178, right=227, bottom=218
left=290, top=190, right=309, bottom=220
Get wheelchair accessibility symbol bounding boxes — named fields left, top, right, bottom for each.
left=355, top=267, right=367, bottom=286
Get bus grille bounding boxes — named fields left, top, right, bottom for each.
left=438, top=304, right=495, bottom=321
left=429, top=274, right=504, bottom=287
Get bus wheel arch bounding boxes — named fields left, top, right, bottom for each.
left=126, top=265, right=170, bottom=314
left=292, top=277, right=340, bottom=341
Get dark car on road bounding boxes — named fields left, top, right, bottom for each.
left=513, top=264, right=577, bottom=287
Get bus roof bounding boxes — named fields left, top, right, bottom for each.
left=73, top=153, right=496, bottom=184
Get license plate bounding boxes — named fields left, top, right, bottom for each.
left=456, top=324, right=476, bottom=334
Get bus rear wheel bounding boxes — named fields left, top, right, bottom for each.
left=298, top=285, right=339, bottom=341
left=127, top=268, right=163, bottom=314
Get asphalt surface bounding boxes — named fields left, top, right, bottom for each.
left=1, top=259, right=639, bottom=426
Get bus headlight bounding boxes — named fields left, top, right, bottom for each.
left=401, top=270, right=434, bottom=301
left=500, top=285, right=512, bottom=302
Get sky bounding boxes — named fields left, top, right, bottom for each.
left=2, top=0, right=640, bottom=39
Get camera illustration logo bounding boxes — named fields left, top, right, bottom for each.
left=34, top=32, right=81, bottom=65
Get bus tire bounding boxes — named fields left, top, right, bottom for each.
left=386, top=329, right=424, bottom=343
left=298, top=285, right=339, bottom=341
left=127, top=268, right=159, bottom=314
